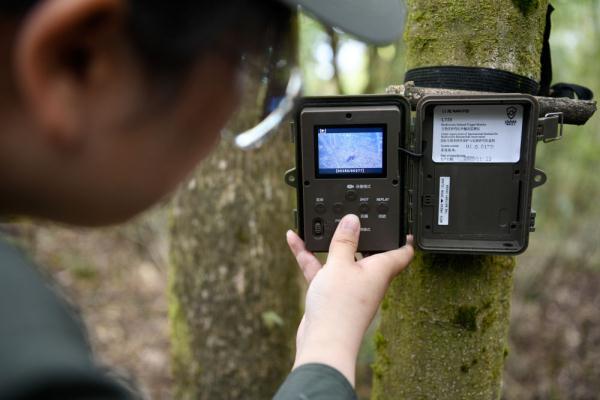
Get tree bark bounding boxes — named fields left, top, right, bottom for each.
left=168, top=128, right=300, bottom=399
left=372, top=1, right=548, bottom=399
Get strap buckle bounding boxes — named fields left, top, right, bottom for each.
left=538, top=112, right=564, bottom=143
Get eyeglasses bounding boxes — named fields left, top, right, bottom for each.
left=221, top=21, right=303, bottom=150
left=233, top=68, right=302, bottom=150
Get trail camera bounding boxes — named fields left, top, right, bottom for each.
left=285, top=96, right=409, bottom=252
left=285, top=94, right=560, bottom=254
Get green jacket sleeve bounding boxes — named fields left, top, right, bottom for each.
left=273, top=363, right=357, bottom=400
left=0, top=238, right=133, bottom=400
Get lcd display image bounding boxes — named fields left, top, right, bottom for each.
left=316, top=126, right=385, bottom=176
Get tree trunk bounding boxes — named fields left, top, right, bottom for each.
left=168, top=127, right=300, bottom=398
left=372, top=1, right=548, bottom=399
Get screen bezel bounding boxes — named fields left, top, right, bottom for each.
left=314, top=124, right=387, bottom=179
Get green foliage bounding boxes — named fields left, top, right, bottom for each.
left=298, top=12, right=404, bottom=95
left=528, top=0, right=600, bottom=269
left=506, top=3, right=600, bottom=395
left=261, top=310, right=284, bottom=329
left=56, top=252, right=98, bottom=281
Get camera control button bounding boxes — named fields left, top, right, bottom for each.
left=377, top=203, right=390, bottom=214
left=345, top=190, right=357, bottom=201
left=359, top=203, right=370, bottom=213
left=313, top=219, right=324, bottom=236
left=332, top=202, right=345, bottom=215
left=314, top=203, right=326, bottom=214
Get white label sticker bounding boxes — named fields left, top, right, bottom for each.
left=432, top=104, right=523, bottom=163
left=438, top=176, right=450, bottom=226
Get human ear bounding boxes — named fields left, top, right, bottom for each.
left=14, top=0, right=127, bottom=148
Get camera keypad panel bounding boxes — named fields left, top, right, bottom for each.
left=306, top=182, right=397, bottom=247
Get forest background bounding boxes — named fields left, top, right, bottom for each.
left=5, top=0, right=599, bottom=398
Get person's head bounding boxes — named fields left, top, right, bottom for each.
left=0, top=0, right=405, bottom=227
left=0, top=0, right=291, bottom=225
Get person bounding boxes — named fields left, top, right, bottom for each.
left=0, top=0, right=414, bottom=399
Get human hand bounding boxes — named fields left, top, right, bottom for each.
left=286, top=214, right=414, bottom=386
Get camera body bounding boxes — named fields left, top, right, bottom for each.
left=289, top=96, right=409, bottom=252
left=286, top=94, right=547, bottom=255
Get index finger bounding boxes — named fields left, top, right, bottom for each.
left=286, top=230, right=322, bottom=284
left=360, top=243, right=414, bottom=281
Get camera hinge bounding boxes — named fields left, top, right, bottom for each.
left=284, top=168, right=297, bottom=188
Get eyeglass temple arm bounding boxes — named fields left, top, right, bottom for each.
left=234, top=68, right=303, bottom=150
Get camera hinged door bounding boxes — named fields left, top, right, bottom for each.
left=412, top=94, right=542, bottom=254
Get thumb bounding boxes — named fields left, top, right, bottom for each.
left=328, top=214, right=360, bottom=262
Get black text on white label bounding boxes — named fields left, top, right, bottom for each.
left=433, top=104, right=523, bottom=163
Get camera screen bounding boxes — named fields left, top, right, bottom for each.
left=316, top=126, right=385, bottom=177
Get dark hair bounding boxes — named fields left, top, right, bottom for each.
left=1, top=0, right=290, bottom=75
left=126, top=0, right=290, bottom=74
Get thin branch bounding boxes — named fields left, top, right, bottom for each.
left=324, top=26, right=344, bottom=95
left=388, top=81, right=597, bottom=125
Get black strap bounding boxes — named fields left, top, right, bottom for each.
left=404, top=66, right=539, bottom=95
left=540, top=4, right=594, bottom=100
left=550, top=82, right=594, bottom=100
left=538, top=4, right=554, bottom=96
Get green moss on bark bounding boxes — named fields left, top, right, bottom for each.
left=512, top=0, right=540, bottom=15
left=453, top=306, right=480, bottom=332
left=372, top=332, right=391, bottom=380
left=168, top=263, right=201, bottom=399
left=404, top=0, right=549, bottom=79
left=372, top=254, right=515, bottom=399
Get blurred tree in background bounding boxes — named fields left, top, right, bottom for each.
left=168, top=129, right=300, bottom=400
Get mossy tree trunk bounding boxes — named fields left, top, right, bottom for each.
left=168, top=126, right=300, bottom=398
left=372, top=1, right=548, bottom=399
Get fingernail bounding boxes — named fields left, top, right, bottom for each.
left=340, top=214, right=359, bottom=233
